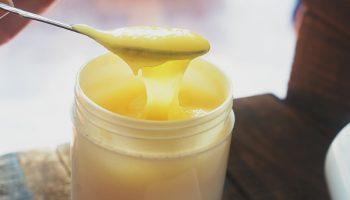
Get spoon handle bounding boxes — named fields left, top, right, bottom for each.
left=0, top=2, right=78, bottom=33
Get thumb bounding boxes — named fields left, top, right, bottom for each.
left=0, top=0, right=55, bottom=45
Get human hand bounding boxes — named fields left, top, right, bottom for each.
left=0, top=0, right=14, bottom=19
left=0, top=0, right=55, bottom=45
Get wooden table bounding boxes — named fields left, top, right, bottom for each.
left=0, top=94, right=335, bottom=200
left=1, top=0, right=349, bottom=199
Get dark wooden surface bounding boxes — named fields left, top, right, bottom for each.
left=226, top=95, right=332, bottom=199
left=286, top=0, right=350, bottom=133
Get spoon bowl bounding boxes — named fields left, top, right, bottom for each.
left=0, top=2, right=209, bottom=70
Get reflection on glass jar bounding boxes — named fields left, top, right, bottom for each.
left=71, top=53, right=234, bottom=200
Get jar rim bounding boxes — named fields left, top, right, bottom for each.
left=77, top=116, right=234, bottom=160
left=75, top=56, right=234, bottom=131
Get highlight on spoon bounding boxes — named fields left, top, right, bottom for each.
left=72, top=24, right=210, bottom=73
left=72, top=25, right=210, bottom=55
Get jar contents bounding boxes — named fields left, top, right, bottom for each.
left=73, top=25, right=218, bottom=120
left=72, top=25, right=233, bottom=200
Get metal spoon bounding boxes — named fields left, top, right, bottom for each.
left=0, top=2, right=77, bottom=32
left=0, top=2, right=209, bottom=65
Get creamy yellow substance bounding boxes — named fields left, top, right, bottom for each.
left=72, top=25, right=233, bottom=200
left=74, top=54, right=232, bottom=200
left=73, top=25, right=211, bottom=120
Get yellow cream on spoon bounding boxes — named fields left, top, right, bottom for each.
left=73, top=25, right=209, bottom=74
left=73, top=25, right=210, bottom=120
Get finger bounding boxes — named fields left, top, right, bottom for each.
left=0, top=0, right=55, bottom=45
left=0, top=0, right=14, bottom=19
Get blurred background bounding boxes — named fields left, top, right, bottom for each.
left=0, top=0, right=296, bottom=154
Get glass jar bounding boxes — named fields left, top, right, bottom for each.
left=0, top=0, right=13, bottom=19
left=71, top=54, right=234, bottom=200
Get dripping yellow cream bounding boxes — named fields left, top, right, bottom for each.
left=73, top=25, right=217, bottom=120
left=72, top=25, right=210, bottom=73
left=71, top=25, right=234, bottom=200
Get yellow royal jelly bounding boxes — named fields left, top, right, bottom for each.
left=72, top=25, right=234, bottom=200
left=73, top=25, right=212, bottom=120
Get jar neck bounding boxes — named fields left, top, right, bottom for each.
left=74, top=82, right=234, bottom=140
